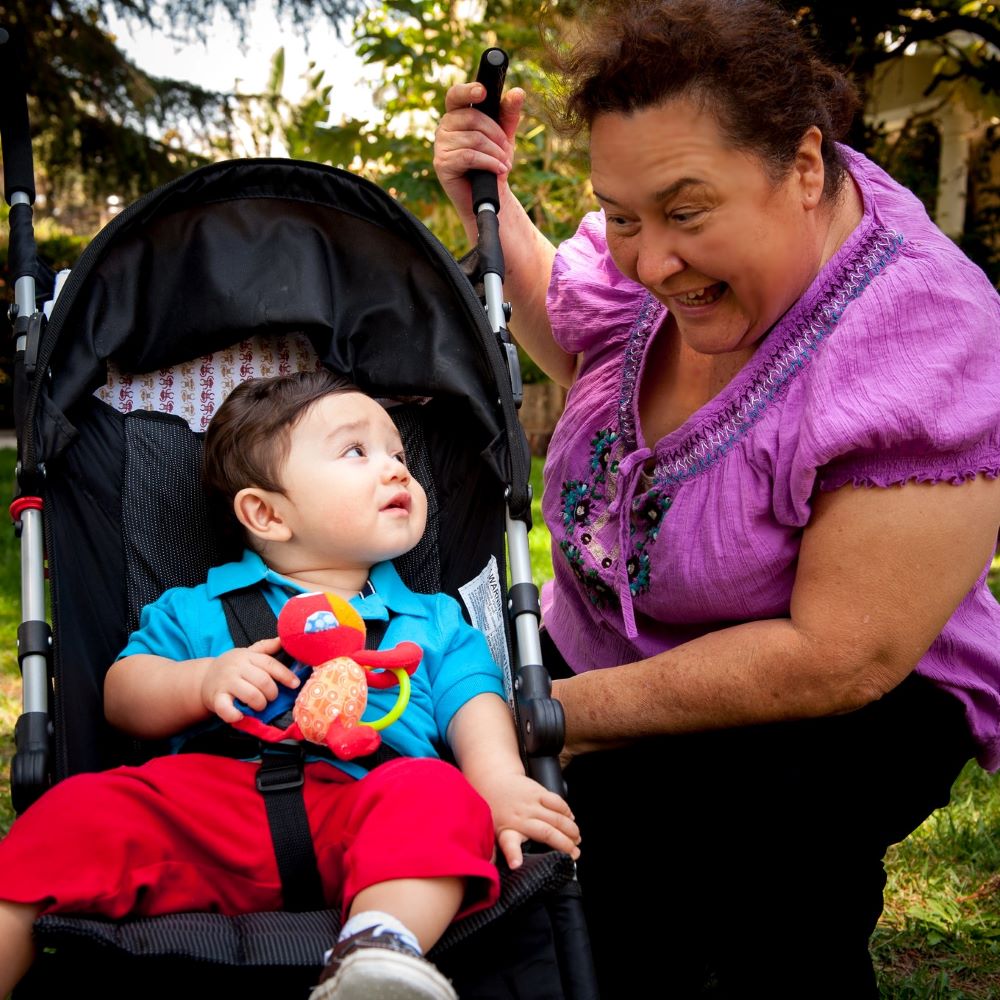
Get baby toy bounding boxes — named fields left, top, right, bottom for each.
left=233, top=591, right=422, bottom=760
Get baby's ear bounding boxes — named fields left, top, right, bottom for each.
left=233, top=487, right=292, bottom=544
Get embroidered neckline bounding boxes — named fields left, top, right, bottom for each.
left=553, top=222, right=905, bottom=627
left=620, top=225, right=904, bottom=488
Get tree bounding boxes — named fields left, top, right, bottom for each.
left=0, top=0, right=362, bottom=200
left=781, top=2, right=1000, bottom=281
left=783, top=1, right=1000, bottom=109
left=281, top=0, right=589, bottom=249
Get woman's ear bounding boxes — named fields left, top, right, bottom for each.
left=233, top=488, right=292, bottom=544
left=795, top=126, right=825, bottom=209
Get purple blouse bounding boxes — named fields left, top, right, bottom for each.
left=540, top=147, right=1000, bottom=767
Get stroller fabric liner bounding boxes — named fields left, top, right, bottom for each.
left=11, top=158, right=588, bottom=998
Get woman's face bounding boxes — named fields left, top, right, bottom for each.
left=589, top=97, right=827, bottom=356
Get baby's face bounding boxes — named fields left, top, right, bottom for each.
left=277, top=392, right=427, bottom=570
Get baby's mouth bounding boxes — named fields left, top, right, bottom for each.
left=382, top=493, right=411, bottom=513
left=674, top=282, right=727, bottom=306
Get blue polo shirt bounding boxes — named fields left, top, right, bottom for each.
left=119, top=550, right=507, bottom=778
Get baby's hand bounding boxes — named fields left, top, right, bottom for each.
left=480, top=772, right=581, bottom=870
left=200, top=637, right=300, bottom=723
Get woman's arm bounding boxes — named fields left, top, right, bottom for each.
left=434, top=82, right=577, bottom=387
left=104, top=637, right=298, bottom=739
left=553, top=475, right=1000, bottom=757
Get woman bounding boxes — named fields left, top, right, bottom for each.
left=434, top=1, right=1000, bottom=996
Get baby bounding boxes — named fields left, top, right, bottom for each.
left=0, top=369, right=579, bottom=1000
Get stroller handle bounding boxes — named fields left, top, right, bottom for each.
left=0, top=26, right=37, bottom=204
left=469, top=48, right=508, bottom=214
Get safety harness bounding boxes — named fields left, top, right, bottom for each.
left=180, top=586, right=398, bottom=911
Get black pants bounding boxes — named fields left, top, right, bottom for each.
left=542, top=633, right=973, bottom=999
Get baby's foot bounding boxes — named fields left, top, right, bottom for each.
left=310, top=926, right=457, bottom=1000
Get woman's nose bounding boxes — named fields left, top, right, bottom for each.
left=635, top=232, right=685, bottom=290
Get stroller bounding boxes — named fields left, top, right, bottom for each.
left=1, top=36, right=597, bottom=999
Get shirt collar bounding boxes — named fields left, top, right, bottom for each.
left=206, top=550, right=428, bottom=620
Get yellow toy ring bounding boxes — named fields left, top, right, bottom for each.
left=363, top=668, right=411, bottom=731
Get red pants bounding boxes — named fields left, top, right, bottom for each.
left=0, top=754, right=499, bottom=920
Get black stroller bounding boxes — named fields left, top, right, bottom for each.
left=1, top=35, right=596, bottom=999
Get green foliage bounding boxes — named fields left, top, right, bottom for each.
left=874, top=762, right=1000, bottom=997
left=0, top=206, right=90, bottom=422
left=529, top=454, right=553, bottom=585
left=0, top=0, right=362, bottom=199
left=0, top=447, right=20, bottom=837
left=281, top=0, right=591, bottom=250
left=783, top=2, right=1000, bottom=109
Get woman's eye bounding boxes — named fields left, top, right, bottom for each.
left=671, top=208, right=704, bottom=225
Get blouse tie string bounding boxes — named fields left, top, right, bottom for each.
left=607, top=446, right=653, bottom=641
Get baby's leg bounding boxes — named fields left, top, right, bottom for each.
left=308, top=757, right=499, bottom=999
left=310, top=756, right=499, bottom=939
left=348, top=876, right=464, bottom=953
left=0, top=900, right=42, bottom=996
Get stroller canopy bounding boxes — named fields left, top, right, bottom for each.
left=23, top=158, right=528, bottom=502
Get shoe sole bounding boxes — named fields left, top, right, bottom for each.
left=309, top=949, right=458, bottom=1000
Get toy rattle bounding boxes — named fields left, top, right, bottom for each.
left=232, top=591, right=422, bottom=760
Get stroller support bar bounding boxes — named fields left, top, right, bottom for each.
left=16, top=504, right=49, bottom=703
left=11, top=502, right=52, bottom=813
left=506, top=509, right=566, bottom=797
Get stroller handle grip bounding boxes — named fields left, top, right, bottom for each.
left=469, top=48, right=509, bottom=213
left=0, top=26, right=37, bottom=204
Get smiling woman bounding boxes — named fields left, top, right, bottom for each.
left=433, top=0, right=1000, bottom=996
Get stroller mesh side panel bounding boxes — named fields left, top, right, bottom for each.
left=123, top=411, right=234, bottom=632
left=390, top=405, right=440, bottom=595
left=120, top=403, right=443, bottom=631
left=45, top=400, right=131, bottom=777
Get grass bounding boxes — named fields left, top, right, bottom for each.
left=0, top=448, right=999, bottom=996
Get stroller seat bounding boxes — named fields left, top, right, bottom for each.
left=6, top=159, right=594, bottom=998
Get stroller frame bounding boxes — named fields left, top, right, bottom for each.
left=1, top=31, right=597, bottom=1000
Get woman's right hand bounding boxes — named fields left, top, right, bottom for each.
left=434, top=81, right=526, bottom=230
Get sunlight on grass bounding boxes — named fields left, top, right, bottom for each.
left=875, top=762, right=1000, bottom=998
left=0, top=448, right=18, bottom=836
left=529, top=455, right=553, bottom=588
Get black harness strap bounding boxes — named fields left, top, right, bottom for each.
left=218, top=587, right=393, bottom=912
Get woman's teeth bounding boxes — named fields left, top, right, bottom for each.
left=679, top=283, right=724, bottom=305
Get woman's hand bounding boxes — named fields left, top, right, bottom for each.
left=545, top=475, right=1000, bottom=752
left=199, top=637, right=300, bottom=723
left=433, top=81, right=526, bottom=234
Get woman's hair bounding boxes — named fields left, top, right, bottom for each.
left=202, top=369, right=360, bottom=506
left=556, top=0, right=860, bottom=198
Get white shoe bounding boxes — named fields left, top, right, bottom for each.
left=309, top=927, right=458, bottom=1000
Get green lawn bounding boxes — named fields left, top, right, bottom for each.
left=1, top=447, right=999, bottom=996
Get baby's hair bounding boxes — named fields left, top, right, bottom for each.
left=203, top=369, right=361, bottom=507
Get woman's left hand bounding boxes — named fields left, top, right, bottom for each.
left=544, top=474, right=1000, bottom=751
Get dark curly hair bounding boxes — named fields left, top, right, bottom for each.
left=555, top=0, right=860, bottom=199
left=202, top=369, right=360, bottom=507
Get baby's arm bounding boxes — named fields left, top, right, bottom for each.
left=448, top=693, right=581, bottom=869
left=105, top=637, right=299, bottom=739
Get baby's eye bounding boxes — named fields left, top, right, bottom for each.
left=343, top=444, right=365, bottom=458
left=393, top=451, right=408, bottom=467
